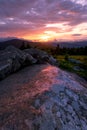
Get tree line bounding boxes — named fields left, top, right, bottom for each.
left=50, top=44, right=87, bottom=55
left=20, top=42, right=87, bottom=55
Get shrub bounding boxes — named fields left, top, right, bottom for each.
left=65, top=54, right=69, bottom=61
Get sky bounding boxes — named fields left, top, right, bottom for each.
left=0, top=0, right=87, bottom=41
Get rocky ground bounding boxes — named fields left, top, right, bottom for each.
left=0, top=64, right=87, bottom=130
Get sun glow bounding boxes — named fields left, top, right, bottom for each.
left=22, top=22, right=87, bottom=42
left=39, top=35, right=51, bottom=41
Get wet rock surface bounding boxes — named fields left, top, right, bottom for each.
left=0, top=64, right=87, bottom=130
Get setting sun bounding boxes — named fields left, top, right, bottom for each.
left=39, top=35, right=51, bottom=42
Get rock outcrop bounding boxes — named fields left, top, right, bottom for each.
left=0, top=64, right=87, bottom=130
left=24, top=48, right=57, bottom=65
left=68, top=58, right=82, bottom=64
left=0, top=46, right=36, bottom=80
left=0, top=46, right=57, bottom=80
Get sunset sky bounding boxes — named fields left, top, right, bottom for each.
left=0, top=0, right=87, bottom=41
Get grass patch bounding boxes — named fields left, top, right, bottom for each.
left=77, top=71, right=87, bottom=80
left=59, top=61, right=73, bottom=71
left=55, top=55, right=87, bottom=80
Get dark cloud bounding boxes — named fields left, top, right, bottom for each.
left=72, top=34, right=82, bottom=36
left=0, top=0, right=87, bottom=38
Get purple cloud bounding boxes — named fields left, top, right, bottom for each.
left=0, top=0, right=87, bottom=39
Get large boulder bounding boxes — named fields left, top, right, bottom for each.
left=0, top=46, right=37, bottom=80
left=24, top=48, right=49, bottom=63
left=48, top=56, right=57, bottom=65
left=24, top=48, right=57, bottom=65
left=0, top=46, right=21, bottom=80
left=0, top=61, right=12, bottom=80
left=23, top=53, right=37, bottom=65
left=5, top=46, right=37, bottom=65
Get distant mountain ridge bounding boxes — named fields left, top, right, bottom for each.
left=0, top=37, right=18, bottom=42
left=0, top=38, right=32, bottom=50
left=0, top=38, right=87, bottom=50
